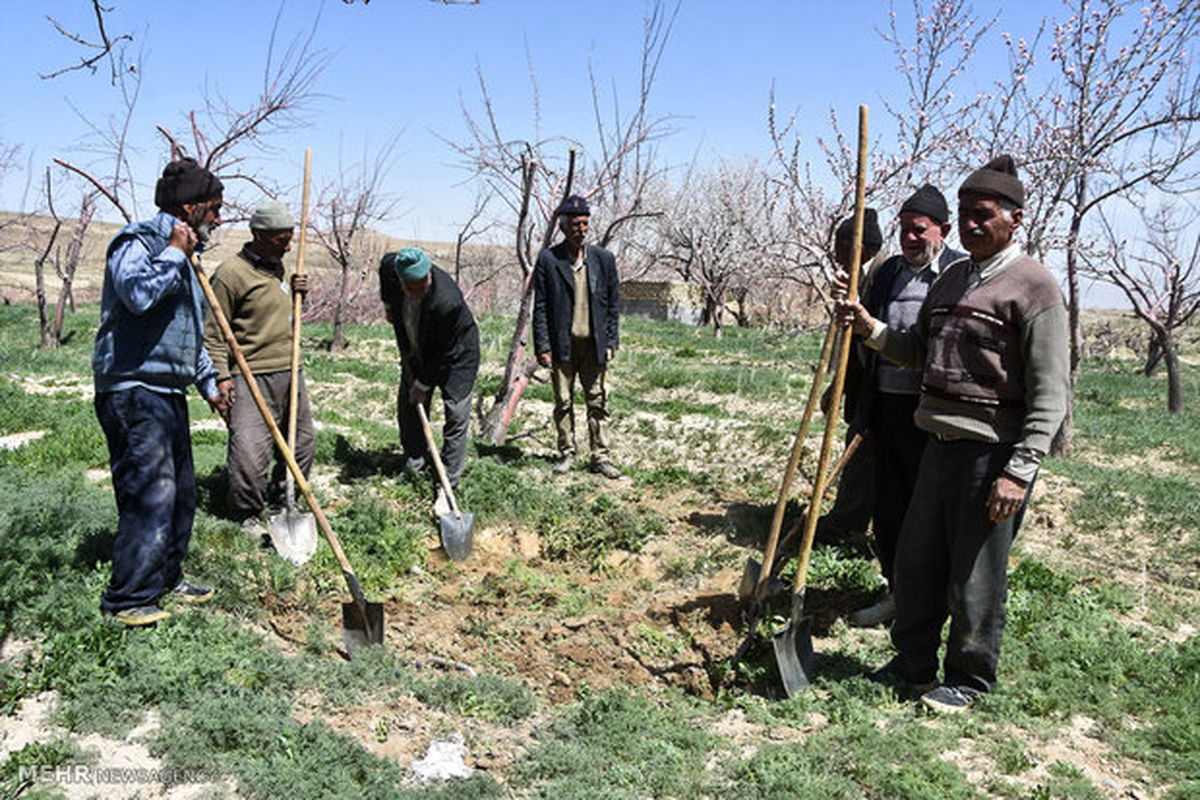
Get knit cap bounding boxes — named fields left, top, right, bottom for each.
left=959, top=155, right=1025, bottom=208
left=249, top=200, right=295, bottom=231
left=154, top=158, right=223, bottom=208
left=386, top=247, right=432, bottom=282
left=835, top=208, right=883, bottom=250
left=899, top=184, right=950, bottom=223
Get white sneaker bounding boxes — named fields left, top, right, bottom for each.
left=848, top=593, right=896, bottom=627
left=433, top=487, right=451, bottom=517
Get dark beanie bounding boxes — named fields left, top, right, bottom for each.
left=154, top=157, right=224, bottom=209
left=899, top=184, right=950, bottom=223
left=836, top=208, right=883, bottom=250
left=555, top=194, right=590, bottom=217
left=959, top=154, right=1025, bottom=208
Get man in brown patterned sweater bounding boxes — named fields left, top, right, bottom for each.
left=836, top=155, right=1070, bottom=713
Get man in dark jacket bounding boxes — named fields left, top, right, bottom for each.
left=842, top=185, right=966, bottom=628
left=92, top=158, right=228, bottom=626
left=379, top=247, right=480, bottom=511
left=533, top=195, right=621, bottom=479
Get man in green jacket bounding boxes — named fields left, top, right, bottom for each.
left=203, top=201, right=312, bottom=529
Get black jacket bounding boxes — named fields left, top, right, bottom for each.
left=847, top=245, right=967, bottom=430
left=532, top=242, right=620, bottom=365
left=379, top=264, right=480, bottom=402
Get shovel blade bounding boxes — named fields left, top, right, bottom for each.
left=439, top=512, right=474, bottom=562
left=267, top=507, right=319, bottom=566
left=772, top=615, right=815, bottom=697
left=737, top=558, right=762, bottom=602
left=341, top=601, right=385, bottom=658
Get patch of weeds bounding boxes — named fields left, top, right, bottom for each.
left=728, top=719, right=974, bottom=798
left=990, top=736, right=1034, bottom=774
left=511, top=687, right=721, bottom=797
left=541, top=490, right=665, bottom=569
left=310, top=485, right=425, bottom=594
left=804, top=544, right=879, bottom=593
left=635, top=464, right=716, bottom=491
left=633, top=624, right=685, bottom=661
left=408, top=672, right=536, bottom=723
left=1, top=739, right=84, bottom=799
left=1039, top=760, right=1105, bottom=799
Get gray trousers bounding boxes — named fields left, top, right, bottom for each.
left=550, top=335, right=610, bottom=463
left=227, top=371, right=315, bottom=520
left=815, top=429, right=874, bottom=543
left=398, top=365, right=472, bottom=488
left=890, top=438, right=1033, bottom=694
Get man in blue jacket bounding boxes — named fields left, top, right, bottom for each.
left=92, top=157, right=229, bottom=626
left=533, top=195, right=622, bottom=479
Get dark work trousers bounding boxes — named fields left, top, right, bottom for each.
left=227, top=371, right=315, bottom=520
left=814, top=429, right=874, bottom=545
left=397, top=362, right=472, bottom=488
left=868, top=393, right=927, bottom=586
left=96, top=387, right=195, bottom=613
left=550, top=335, right=610, bottom=463
left=890, top=438, right=1035, bottom=694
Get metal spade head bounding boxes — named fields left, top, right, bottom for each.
left=267, top=505, right=318, bottom=566
left=341, top=601, right=385, bottom=658
left=439, top=511, right=474, bottom=562
left=772, top=597, right=815, bottom=697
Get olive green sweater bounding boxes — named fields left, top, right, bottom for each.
left=202, top=246, right=295, bottom=380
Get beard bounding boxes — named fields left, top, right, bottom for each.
left=904, top=240, right=938, bottom=267
left=188, top=208, right=213, bottom=245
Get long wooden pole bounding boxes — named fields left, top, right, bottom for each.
left=191, top=253, right=375, bottom=642
left=285, top=149, right=313, bottom=509
left=788, top=105, right=869, bottom=603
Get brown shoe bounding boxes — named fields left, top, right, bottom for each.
left=552, top=454, right=575, bottom=474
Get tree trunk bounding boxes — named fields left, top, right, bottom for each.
left=481, top=270, right=537, bottom=445
left=1143, top=336, right=1163, bottom=377
left=331, top=263, right=350, bottom=352
left=1162, top=335, right=1183, bottom=413
left=35, top=254, right=54, bottom=349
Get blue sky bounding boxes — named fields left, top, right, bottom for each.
left=0, top=0, right=1032, bottom=239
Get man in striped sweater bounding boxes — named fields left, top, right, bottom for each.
left=837, top=155, right=1070, bottom=713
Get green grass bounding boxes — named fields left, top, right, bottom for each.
left=0, top=302, right=1196, bottom=797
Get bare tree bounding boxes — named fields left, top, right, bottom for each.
left=450, top=190, right=508, bottom=304
left=1084, top=204, right=1199, bottom=412
left=40, top=0, right=133, bottom=84
left=446, top=0, right=679, bottom=444
left=979, top=0, right=1200, bottom=448
left=765, top=0, right=992, bottom=317
left=307, top=135, right=402, bottom=352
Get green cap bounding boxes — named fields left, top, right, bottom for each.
left=390, top=247, right=431, bottom=281
left=249, top=200, right=295, bottom=231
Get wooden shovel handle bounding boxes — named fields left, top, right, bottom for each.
left=191, top=255, right=366, bottom=609
left=415, top=402, right=463, bottom=518
left=286, top=149, right=312, bottom=460
left=790, top=105, right=869, bottom=600
left=753, top=311, right=838, bottom=604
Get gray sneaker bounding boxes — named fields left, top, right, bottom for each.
left=848, top=593, right=896, bottom=627
left=590, top=460, right=622, bottom=480
left=921, top=684, right=977, bottom=714
left=170, top=579, right=215, bottom=605
left=433, top=486, right=452, bottom=517
left=552, top=454, right=575, bottom=474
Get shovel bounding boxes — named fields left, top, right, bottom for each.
left=774, top=104, right=869, bottom=696
left=192, top=253, right=384, bottom=658
left=746, top=308, right=839, bottom=615
left=738, top=432, right=862, bottom=602
left=416, top=404, right=474, bottom=561
left=268, top=149, right=318, bottom=565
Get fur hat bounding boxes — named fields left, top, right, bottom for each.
left=959, top=155, right=1025, bottom=208
left=154, top=157, right=223, bottom=209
